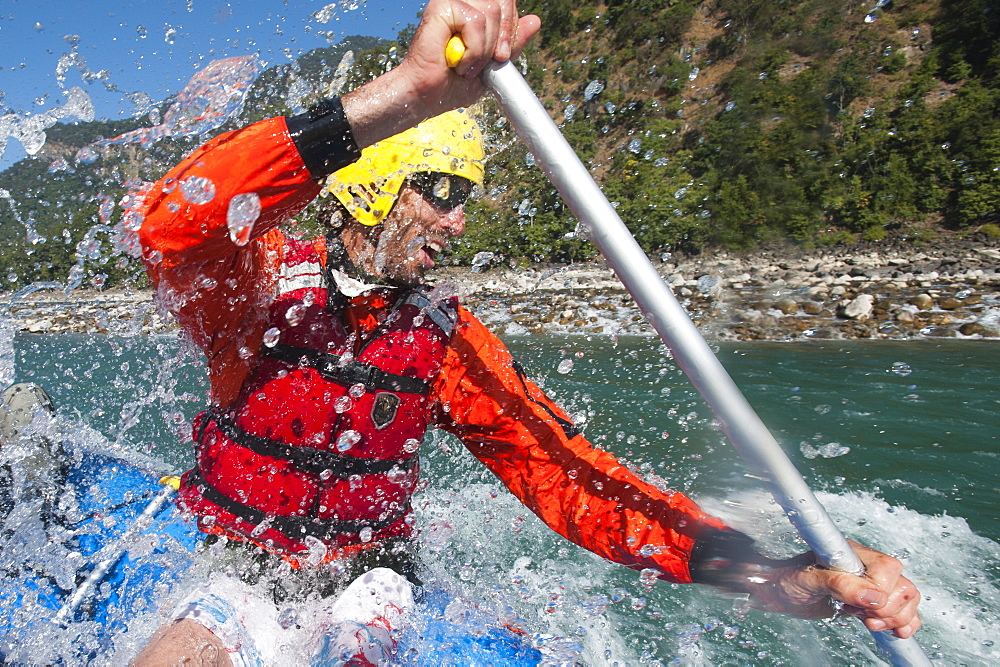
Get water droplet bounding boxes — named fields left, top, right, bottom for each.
left=262, top=327, right=281, bottom=348
left=403, top=437, right=421, bottom=454
left=583, top=80, right=604, bottom=101
left=303, top=535, right=328, bottom=567
left=250, top=516, right=271, bottom=537
left=227, top=192, right=261, bottom=246
left=628, top=138, right=642, bottom=154
left=336, top=429, right=361, bottom=452
left=563, top=103, right=576, bottom=121
left=557, top=359, right=574, bottom=374
left=349, top=383, right=365, bottom=399
left=334, top=396, right=353, bottom=413
left=358, top=526, right=373, bottom=542
left=890, top=361, right=912, bottom=376
left=180, top=176, right=216, bottom=205
left=638, top=568, right=659, bottom=588
left=285, top=304, right=305, bottom=326
left=122, top=208, right=145, bottom=231
left=277, top=607, right=298, bottom=629
left=725, top=101, right=736, bottom=111
left=688, top=67, right=699, bottom=81
left=76, top=146, right=99, bottom=164
left=471, top=251, right=495, bottom=272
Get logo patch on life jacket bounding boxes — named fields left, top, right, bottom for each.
left=371, top=392, right=401, bottom=430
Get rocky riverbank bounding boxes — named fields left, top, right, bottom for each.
left=3, top=238, right=1000, bottom=341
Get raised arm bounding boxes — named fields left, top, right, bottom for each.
left=135, top=0, right=540, bottom=406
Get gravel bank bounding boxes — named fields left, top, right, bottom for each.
left=4, top=241, right=999, bottom=341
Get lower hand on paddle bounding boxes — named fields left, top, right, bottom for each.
left=749, top=540, right=922, bottom=638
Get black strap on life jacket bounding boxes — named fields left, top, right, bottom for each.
left=187, top=469, right=411, bottom=540
left=202, top=411, right=417, bottom=478
left=263, top=343, right=430, bottom=395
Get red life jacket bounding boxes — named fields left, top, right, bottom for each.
left=175, top=238, right=457, bottom=558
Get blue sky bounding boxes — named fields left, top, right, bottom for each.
left=0, top=0, right=425, bottom=168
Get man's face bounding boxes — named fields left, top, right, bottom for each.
left=347, top=174, right=472, bottom=286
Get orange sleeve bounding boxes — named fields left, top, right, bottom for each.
left=136, top=116, right=322, bottom=407
left=432, top=307, right=727, bottom=583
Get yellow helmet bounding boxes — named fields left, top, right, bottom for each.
left=325, top=108, right=485, bottom=226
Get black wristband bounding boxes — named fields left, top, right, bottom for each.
left=689, top=527, right=770, bottom=587
left=286, top=97, right=362, bottom=181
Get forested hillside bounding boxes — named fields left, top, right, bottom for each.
left=451, top=0, right=1000, bottom=263
left=0, top=0, right=997, bottom=289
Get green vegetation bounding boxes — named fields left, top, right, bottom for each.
left=1, top=1, right=998, bottom=286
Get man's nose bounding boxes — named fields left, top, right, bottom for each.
left=438, top=205, right=466, bottom=237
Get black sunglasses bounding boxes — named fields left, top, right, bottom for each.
left=407, top=172, right=474, bottom=211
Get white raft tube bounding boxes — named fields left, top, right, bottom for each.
left=473, top=52, right=930, bottom=666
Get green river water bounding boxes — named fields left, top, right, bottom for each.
left=8, top=331, right=1000, bottom=664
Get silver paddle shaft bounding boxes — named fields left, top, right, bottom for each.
left=481, top=59, right=930, bottom=666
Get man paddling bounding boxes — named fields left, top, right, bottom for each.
left=133, top=0, right=920, bottom=662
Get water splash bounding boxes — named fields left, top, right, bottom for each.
left=325, top=50, right=355, bottom=97
left=86, top=55, right=260, bottom=152
left=0, top=189, right=47, bottom=246
left=0, top=88, right=94, bottom=160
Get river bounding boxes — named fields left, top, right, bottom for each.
left=5, top=329, right=998, bottom=664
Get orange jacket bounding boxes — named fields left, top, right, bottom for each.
left=136, top=112, right=727, bottom=583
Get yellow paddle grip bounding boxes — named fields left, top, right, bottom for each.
left=445, top=35, right=466, bottom=68
left=159, top=475, right=181, bottom=490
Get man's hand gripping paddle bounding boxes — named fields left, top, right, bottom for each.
left=445, top=35, right=930, bottom=666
